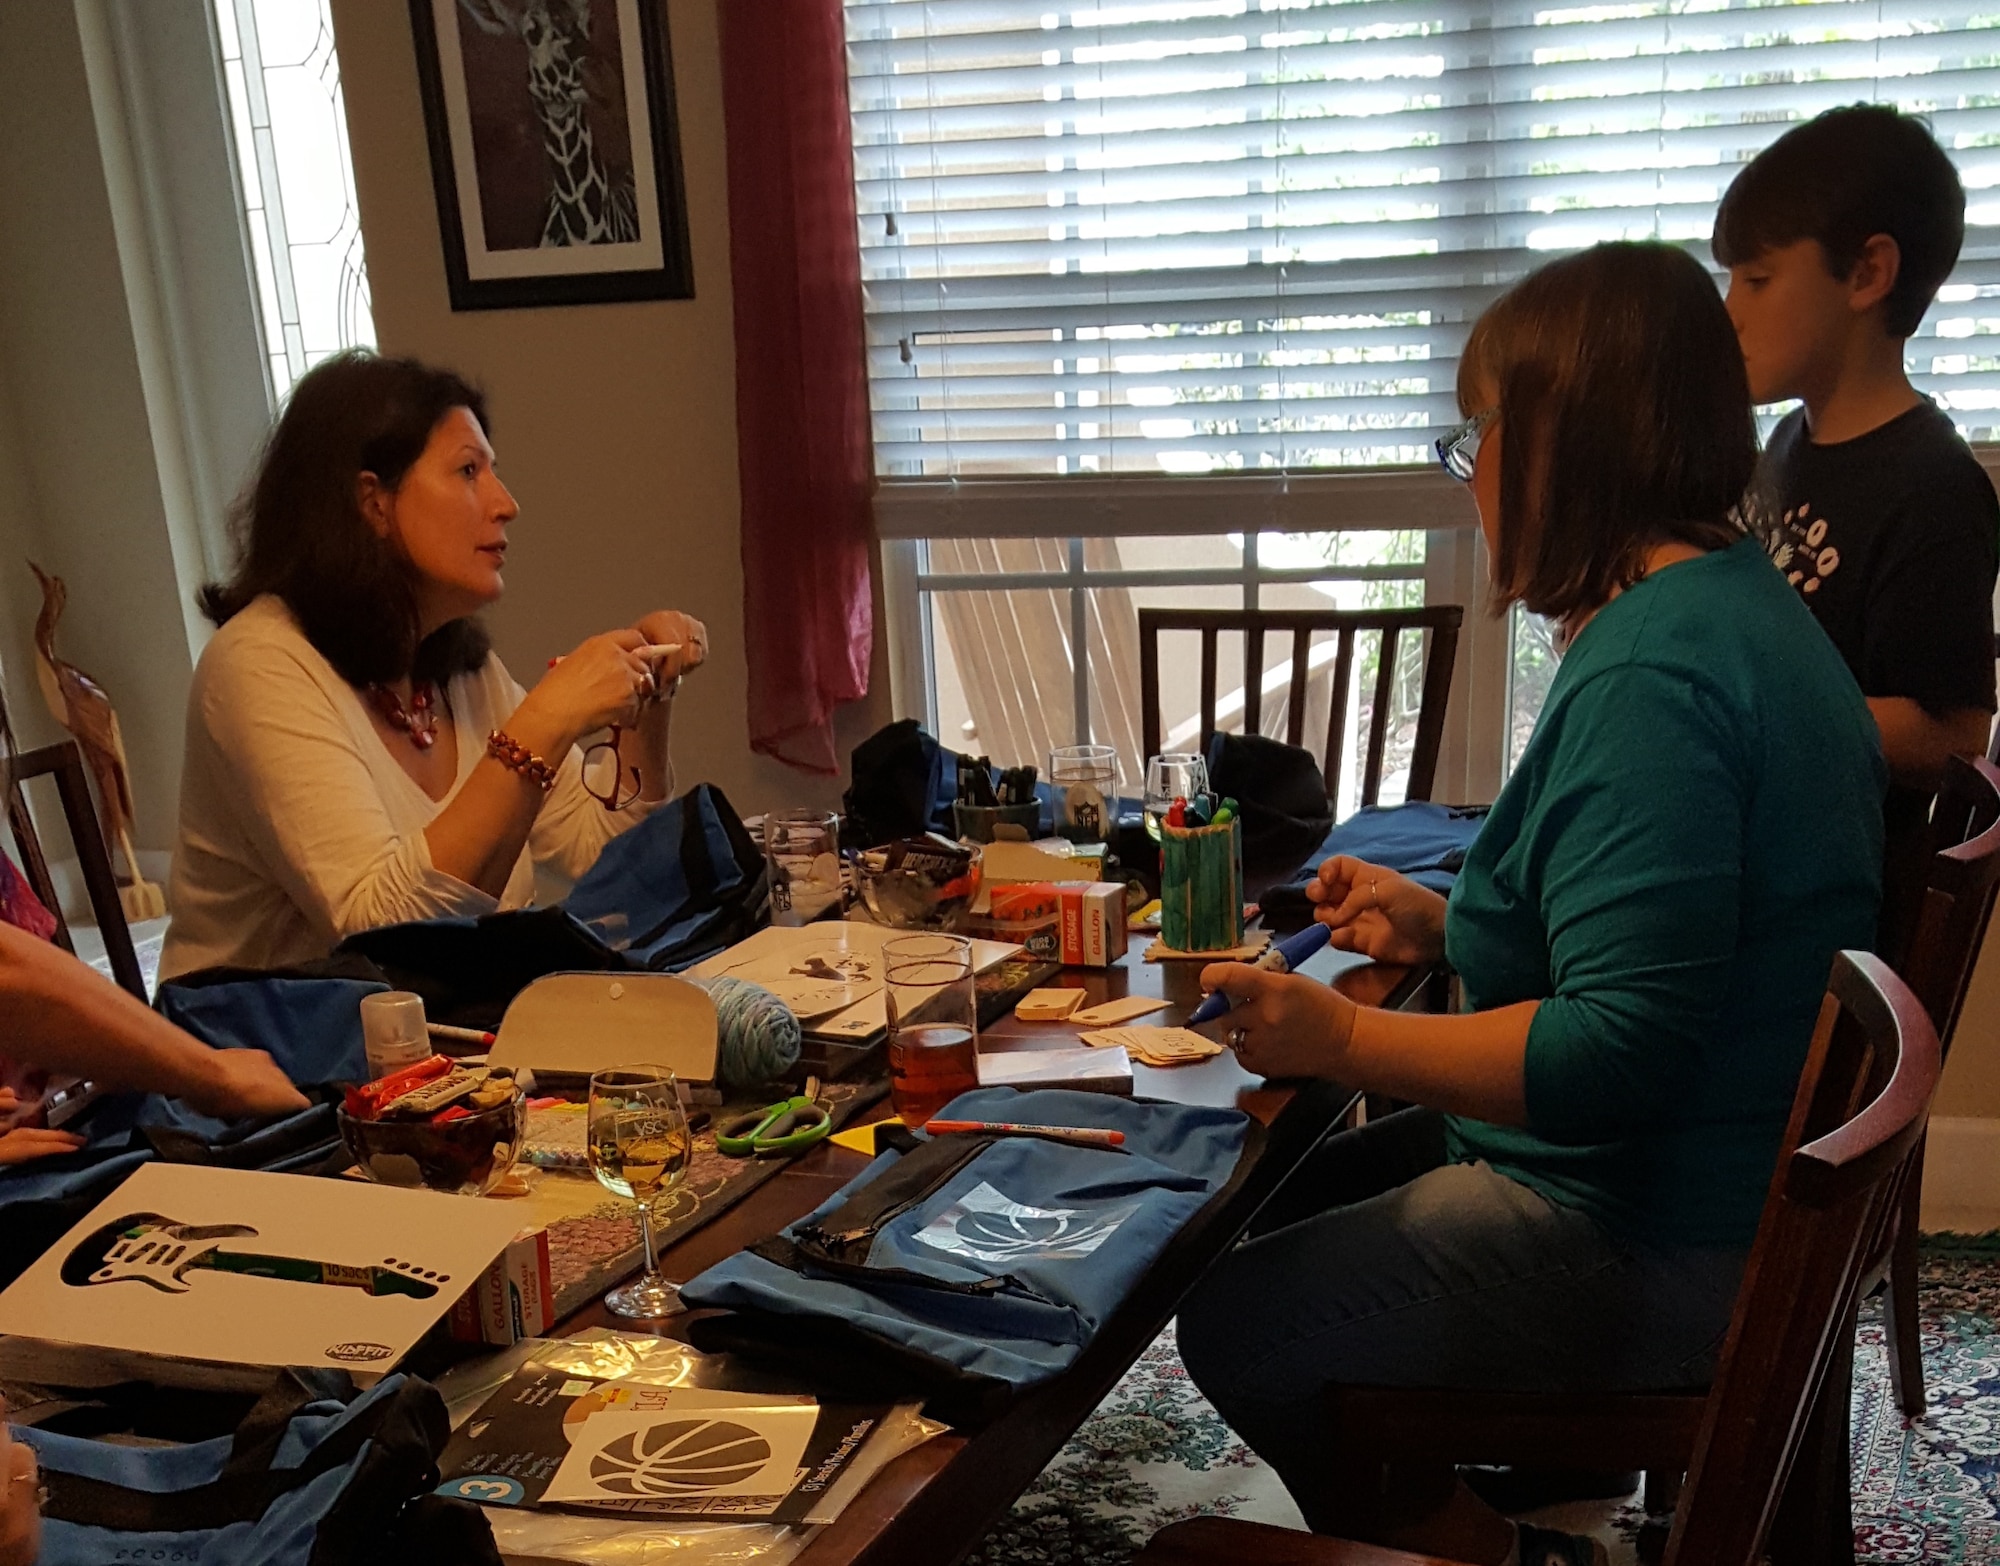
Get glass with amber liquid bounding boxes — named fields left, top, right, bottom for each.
left=885, top=934, right=981, bottom=1126
left=587, top=1066, right=691, bottom=1318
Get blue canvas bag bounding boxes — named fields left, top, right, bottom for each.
left=682, top=1088, right=1254, bottom=1422
left=1260, top=800, right=1491, bottom=924
left=17, top=1373, right=498, bottom=1566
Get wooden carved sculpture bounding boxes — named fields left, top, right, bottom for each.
left=29, top=562, right=166, bottom=921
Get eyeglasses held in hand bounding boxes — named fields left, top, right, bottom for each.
left=1435, top=407, right=1497, bottom=483
left=583, top=724, right=642, bottom=811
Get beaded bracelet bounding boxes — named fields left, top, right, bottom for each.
left=487, top=729, right=557, bottom=792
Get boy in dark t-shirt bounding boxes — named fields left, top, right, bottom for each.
left=1715, top=105, right=1999, bottom=953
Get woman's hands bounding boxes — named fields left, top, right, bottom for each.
left=1197, top=966, right=1358, bottom=1081
left=633, top=610, right=708, bottom=684
left=516, top=611, right=708, bottom=758
left=0, top=1410, right=38, bottom=1566
left=517, top=630, right=660, bottom=753
left=1307, top=855, right=1449, bottom=966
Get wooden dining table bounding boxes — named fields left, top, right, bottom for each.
left=557, top=938, right=1432, bottom=1566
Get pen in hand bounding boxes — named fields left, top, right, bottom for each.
left=1188, top=923, right=1334, bottom=1028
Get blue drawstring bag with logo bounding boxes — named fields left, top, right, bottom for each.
left=16, top=1372, right=498, bottom=1565
left=681, top=1088, right=1256, bottom=1424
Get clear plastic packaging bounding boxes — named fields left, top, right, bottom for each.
left=433, top=1330, right=947, bottom=1566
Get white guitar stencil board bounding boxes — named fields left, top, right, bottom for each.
left=0, top=1162, right=524, bottom=1372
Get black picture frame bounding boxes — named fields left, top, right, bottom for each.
left=408, top=0, right=694, bottom=311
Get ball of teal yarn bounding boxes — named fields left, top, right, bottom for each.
left=704, top=976, right=802, bottom=1089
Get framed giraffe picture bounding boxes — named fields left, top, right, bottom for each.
left=408, top=0, right=693, bottom=310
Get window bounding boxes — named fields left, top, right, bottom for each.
left=922, top=529, right=1428, bottom=809
left=848, top=1, right=2000, bottom=796
left=214, top=0, right=375, bottom=401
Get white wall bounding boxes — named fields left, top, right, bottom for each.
left=326, top=0, right=891, bottom=820
left=0, top=2, right=209, bottom=847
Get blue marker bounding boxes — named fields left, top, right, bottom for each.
left=1187, top=923, right=1335, bottom=1028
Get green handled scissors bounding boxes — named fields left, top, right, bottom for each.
left=717, top=1078, right=832, bottom=1158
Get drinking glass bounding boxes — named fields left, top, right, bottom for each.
left=765, top=809, right=843, bottom=927
left=1144, top=752, right=1210, bottom=841
left=1048, top=743, right=1120, bottom=843
left=884, top=934, right=980, bottom=1126
left=587, top=1066, right=692, bottom=1318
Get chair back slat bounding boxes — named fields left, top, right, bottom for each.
left=1408, top=621, right=1459, bottom=804
left=1286, top=626, right=1312, bottom=748
left=1141, top=623, right=1164, bottom=766
left=1668, top=950, right=1940, bottom=1565
left=1326, top=631, right=1355, bottom=801
left=1361, top=627, right=1400, bottom=809
left=1136, top=606, right=1463, bottom=809
left=1897, top=753, right=2000, bottom=1053
left=1244, top=624, right=1266, bottom=737
left=1198, top=629, right=1219, bottom=757
left=5, top=741, right=147, bottom=1000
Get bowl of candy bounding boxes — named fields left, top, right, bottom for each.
left=339, top=1057, right=527, bottom=1196
left=855, top=834, right=983, bottom=931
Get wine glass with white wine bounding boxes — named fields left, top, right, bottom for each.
left=587, top=1066, right=692, bottom=1318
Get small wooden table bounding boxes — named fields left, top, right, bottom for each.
left=561, top=941, right=1427, bottom=1566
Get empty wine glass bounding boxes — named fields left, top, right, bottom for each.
left=587, top=1066, right=692, bottom=1318
left=1048, top=743, right=1121, bottom=843
left=1144, top=752, right=1210, bottom=841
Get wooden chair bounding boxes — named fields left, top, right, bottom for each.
left=1877, top=752, right=2000, bottom=1414
left=5, top=740, right=147, bottom=999
left=1294, top=949, right=1941, bottom=1566
left=1138, top=607, right=1463, bottom=807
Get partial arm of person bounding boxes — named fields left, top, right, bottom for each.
left=424, top=630, right=664, bottom=895
left=1197, top=963, right=1534, bottom=1123
left=1205, top=666, right=1748, bottom=1134
left=1305, top=855, right=1449, bottom=966
left=622, top=610, right=706, bottom=804
left=0, top=921, right=305, bottom=1124
left=0, top=1408, right=37, bottom=1566
left=1861, top=476, right=1998, bottom=789
left=529, top=613, right=710, bottom=880
left=1868, top=697, right=1991, bottom=790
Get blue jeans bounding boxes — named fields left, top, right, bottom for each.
left=1177, top=1108, right=1746, bottom=1532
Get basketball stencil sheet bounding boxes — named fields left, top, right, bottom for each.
left=437, top=1357, right=897, bottom=1523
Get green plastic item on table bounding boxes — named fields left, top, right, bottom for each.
left=716, top=1081, right=833, bottom=1158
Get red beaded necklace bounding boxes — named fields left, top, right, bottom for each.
left=366, top=680, right=441, bottom=751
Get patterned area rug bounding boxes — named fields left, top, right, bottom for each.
left=967, top=1234, right=2000, bottom=1565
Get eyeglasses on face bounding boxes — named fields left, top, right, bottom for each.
left=1435, top=407, right=1497, bottom=483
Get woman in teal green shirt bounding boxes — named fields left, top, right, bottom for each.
left=1177, top=242, right=1883, bottom=1566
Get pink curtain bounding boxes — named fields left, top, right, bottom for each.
left=718, top=0, right=875, bottom=775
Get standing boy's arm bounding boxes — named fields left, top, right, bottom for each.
left=1868, top=698, right=1993, bottom=787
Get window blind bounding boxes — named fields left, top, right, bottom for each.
left=846, top=0, right=2000, bottom=494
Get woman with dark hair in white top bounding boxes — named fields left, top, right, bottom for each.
left=162, top=351, right=707, bottom=979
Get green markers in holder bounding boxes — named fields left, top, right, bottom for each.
left=1160, top=817, right=1245, bottom=954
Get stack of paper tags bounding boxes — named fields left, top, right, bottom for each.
left=1068, top=995, right=1171, bottom=1027
left=1014, top=988, right=1086, bottom=1022
left=1079, top=1026, right=1223, bottom=1067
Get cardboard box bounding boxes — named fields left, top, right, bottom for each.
left=1058, top=882, right=1128, bottom=966
left=977, top=881, right=1126, bottom=966
left=450, top=1227, right=557, bottom=1346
